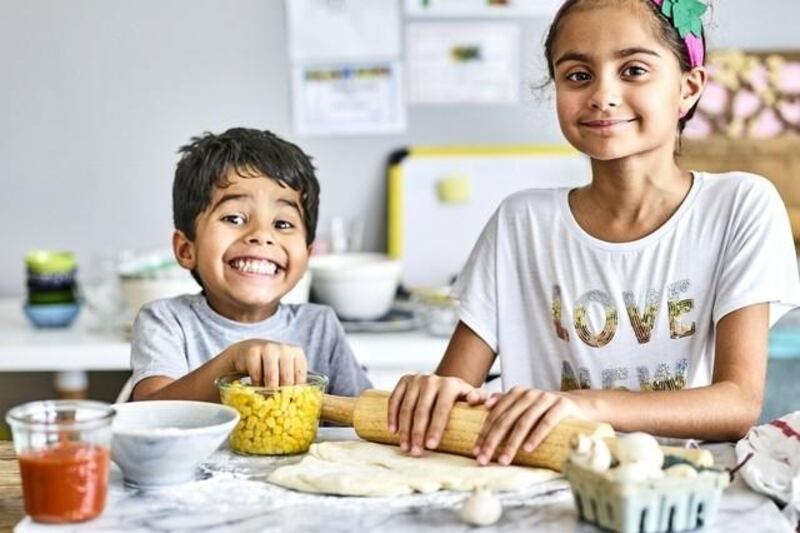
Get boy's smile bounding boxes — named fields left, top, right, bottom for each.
left=173, top=169, right=311, bottom=323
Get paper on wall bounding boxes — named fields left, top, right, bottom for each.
left=405, top=0, right=561, bottom=18
left=407, top=22, right=520, bottom=104
left=291, top=61, right=406, bottom=136
left=286, top=0, right=401, bottom=61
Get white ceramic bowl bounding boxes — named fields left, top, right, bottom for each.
left=111, top=401, right=239, bottom=487
left=309, top=253, right=402, bottom=320
left=119, top=276, right=200, bottom=314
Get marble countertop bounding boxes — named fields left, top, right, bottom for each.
left=13, top=429, right=796, bottom=533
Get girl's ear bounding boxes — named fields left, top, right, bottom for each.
left=172, top=230, right=197, bottom=270
left=680, top=66, right=708, bottom=116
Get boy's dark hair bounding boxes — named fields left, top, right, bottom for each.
left=542, top=0, right=707, bottom=135
left=173, top=127, right=320, bottom=245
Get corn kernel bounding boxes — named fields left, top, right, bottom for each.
left=220, top=378, right=323, bottom=455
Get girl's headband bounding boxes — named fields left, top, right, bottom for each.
left=650, top=0, right=707, bottom=67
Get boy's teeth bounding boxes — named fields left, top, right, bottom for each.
left=232, top=258, right=278, bottom=274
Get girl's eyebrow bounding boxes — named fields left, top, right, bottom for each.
left=554, top=47, right=661, bottom=67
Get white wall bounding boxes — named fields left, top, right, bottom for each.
left=1, top=0, right=798, bottom=296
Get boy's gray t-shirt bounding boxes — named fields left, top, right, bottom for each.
left=130, top=293, right=372, bottom=397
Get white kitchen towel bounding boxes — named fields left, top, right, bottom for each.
left=735, top=412, right=800, bottom=524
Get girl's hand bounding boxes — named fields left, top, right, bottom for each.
left=473, top=387, right=588, bottom=466
left=388, top=374, right=486, bottom=456
left=223, top=339, right=307, bottom=388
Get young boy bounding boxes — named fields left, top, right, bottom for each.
left=131, top=127, right=372, bottom=401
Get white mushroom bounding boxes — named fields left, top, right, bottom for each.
left=614, top=432, right=664, bottom=471
left=459, top=487, right=503, bottom=527
left=569, top=434, right=612, bottom=473
left=607, top=462, right=664, bottom=483
left=570, top=433, right=593, bottom=456
left=664, top=464, right=698, bottom=479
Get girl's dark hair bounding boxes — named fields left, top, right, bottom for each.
left=172, top=128, right=320, bottom=245
left=543, top=0, right=706, bottom=134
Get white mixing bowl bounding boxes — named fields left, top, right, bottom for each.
left=309, top=253, right=402, bottom=320
left=111, top=400, right=239, bottom=487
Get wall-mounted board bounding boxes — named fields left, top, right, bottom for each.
left=388, top=145, right=590, bottom=288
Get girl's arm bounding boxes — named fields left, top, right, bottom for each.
left=387, top=321, right=496, bottom=455
left=474, top=303, right=769, bottom=465
left=570, top=302, right=768, bottom=440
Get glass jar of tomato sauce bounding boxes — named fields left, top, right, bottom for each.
left=5, top=400, right=115, bottom=523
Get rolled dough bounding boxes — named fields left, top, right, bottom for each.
left=268, top=441, right=560, bottom=497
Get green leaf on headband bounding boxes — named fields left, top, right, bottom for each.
left=661, top=0, right=707, bottom=38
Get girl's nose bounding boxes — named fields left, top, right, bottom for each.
left=589, top=79, right=621, bottom=110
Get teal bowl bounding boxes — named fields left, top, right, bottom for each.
left=23, top=303, right=81, bottom=328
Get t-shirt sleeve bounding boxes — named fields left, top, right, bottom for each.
left=322, top=310, right=373, bottom=397
left=713, top=177, right=800, bottom=327
left=450, top=208, right=500, bottom=352
left=129, top=302, right=190, bottom=387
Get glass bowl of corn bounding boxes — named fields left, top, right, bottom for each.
left=216, top=372, right=328, bottom=456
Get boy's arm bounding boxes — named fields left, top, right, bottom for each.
left=133, top=339, right=307, bottom=402
left=132, top=353, right=235, bottom=402
left=568, top=302, right=768, bottom=440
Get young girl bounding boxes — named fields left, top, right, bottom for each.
left=388, top=0, right=800, bottom=466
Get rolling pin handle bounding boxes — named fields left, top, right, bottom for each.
left=321, top=394, right=358, bottom=426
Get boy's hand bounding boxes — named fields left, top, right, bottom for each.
left=223, top=339, right=307, bottom=388
left=473, top=387, right=589, bottom=466
left=387, top=373, right=486, bottom=457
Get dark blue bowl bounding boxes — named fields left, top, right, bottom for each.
left=23, top=303, right=81, bottom=328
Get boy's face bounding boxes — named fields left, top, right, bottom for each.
left=173, top=169, right=311, bottom=322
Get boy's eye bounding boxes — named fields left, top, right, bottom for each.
left=221, top=214, right=246, bottom=225
left=275, top=220, right=295, bottom=230
left=566, top=71, right=591, bottom=83
left=622, top=65, right=648, bottom=77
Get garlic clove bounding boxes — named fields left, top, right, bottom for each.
left=459, top=487, right=503, bottom=527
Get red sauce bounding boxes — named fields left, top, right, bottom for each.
left=18, top=442, right=110, bottom=523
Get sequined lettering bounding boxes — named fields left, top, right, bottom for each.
left=574, top=290, right=618, bottom=348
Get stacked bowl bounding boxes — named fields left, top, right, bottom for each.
left=24, top=250, right=81, bottom=328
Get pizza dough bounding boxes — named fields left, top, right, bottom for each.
left=268, top=441, right=560, bottom=497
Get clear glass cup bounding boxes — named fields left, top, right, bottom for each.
left=216, top=372, right=328, bottom=456
left=5, top=400, right=115, bottom=523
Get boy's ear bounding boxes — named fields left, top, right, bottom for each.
left=172, top=230, right=197, bottom=270
left=680, top=66, right=708, bottom=116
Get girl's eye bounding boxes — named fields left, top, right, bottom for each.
left=565, top=71, right=592, bottom=83
left=275, top=220, right=295, bottom=230
left=622, top=65, right=648, bottom=77
left=221, top=214, right=246, bottom=225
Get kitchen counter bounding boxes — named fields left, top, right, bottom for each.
left=0, top=299, right=450, bottom=391
left=2, top=429, right=795, bottom=533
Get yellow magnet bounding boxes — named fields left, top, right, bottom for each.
left=436, top=174, right=472, bottom=204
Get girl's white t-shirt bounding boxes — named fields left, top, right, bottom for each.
left=452, top=172, right=800, bottom=392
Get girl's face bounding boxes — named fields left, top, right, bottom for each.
left=173, top=170, right=311, bottom=322
left=551, top=5, right=701, bottom=161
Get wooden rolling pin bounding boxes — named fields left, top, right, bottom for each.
left=321, top=390, right=712, bottom=472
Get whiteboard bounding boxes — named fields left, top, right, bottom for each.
left=388, top=146, right=589, bottom=288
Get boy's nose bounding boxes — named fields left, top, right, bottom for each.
left=246, top=232, right=275, bottom=246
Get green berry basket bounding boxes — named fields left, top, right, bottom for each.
left=564, top=460, right=730, bottom=533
